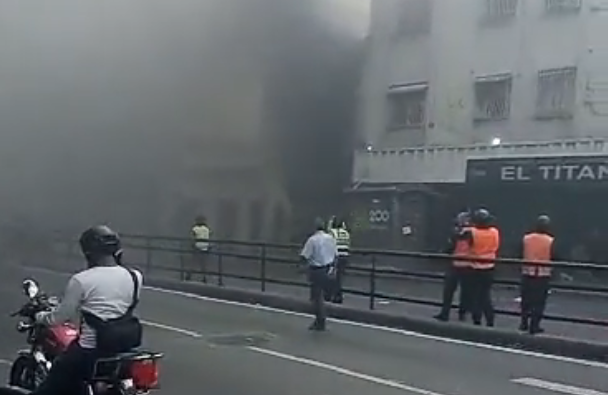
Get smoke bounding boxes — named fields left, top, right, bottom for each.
left=0, top=0, right=368, bottom=238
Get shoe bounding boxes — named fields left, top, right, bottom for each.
left=529, top=327, right=545, bottom=335
left=519, top=322, right=529, bottom=332
left=434, top=314, right=449, bottom=322
left=308, top=322, right=326, bottom=331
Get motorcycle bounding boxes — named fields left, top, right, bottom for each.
left=6, top=278, right=163, bottom=395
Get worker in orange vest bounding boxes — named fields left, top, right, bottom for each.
left=464, top=208, right=500, bottom=327
left=518, top=215, right=557, bottom=335
left=434, top=211, right=473, bottom=322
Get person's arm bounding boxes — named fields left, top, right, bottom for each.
left=459, top=229, right=473, bottom=247
left=36, top=276, right=84, bottom=326
left=300, top=236, right=313, bottom=265
left=443, top=230, right=458, bottom=254
left=551, top=239, right=561, bottom=262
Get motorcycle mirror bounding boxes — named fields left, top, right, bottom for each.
left=22, top=279, right=39, bottom=299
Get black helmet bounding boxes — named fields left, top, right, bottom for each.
left=472, top=208, right=491, bottom=226
left=79, top=225, right=122, bottom=265
left=536, top=215, right=551, bottom=232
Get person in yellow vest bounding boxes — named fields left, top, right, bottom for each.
left=187, top=215, right=211, bottom=282
left=463, top=208, right=500, bottom=327
left=326, top=216, right=351, bottom=304
left=518, top=215, right=557, bottom=335
left=434, top=211, right=473, bottom=322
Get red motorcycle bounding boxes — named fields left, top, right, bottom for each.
left=6, top=279, right=163, bottom=395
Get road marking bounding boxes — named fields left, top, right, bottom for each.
left=249, top=346, right=449, bottom=395
left=0, top=359, right=11, bottom=365
left=141, top=320, right=202, bottom=338
left=512, top=378, right=608, bottom=395
left=16, top=264, right=608, bottom=369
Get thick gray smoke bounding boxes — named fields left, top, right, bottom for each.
left=0, top=1, right=368, bottom=239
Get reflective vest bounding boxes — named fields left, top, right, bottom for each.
left=452, top=227, right=472, bottom=268
left=330, top=228, right=350, bottom=257
left=522, top=232, right=554, bottom=277
left=470, top=227, right=500, bottom=270
left=192, top=225, right=210, bottom=251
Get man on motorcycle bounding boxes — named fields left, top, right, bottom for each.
left=31, top=225, right=143, bottom=395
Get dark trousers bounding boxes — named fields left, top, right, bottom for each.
left=520, top=276, right=550, bottom=331
left=309, top=266, right=331, bottom=328
left=437, top=266, right=470, bottom=319
left=325, top=256, right=347, bottom=303
left=32, top=342, right=97, bottom=395
left=468, top=269, right=495, bottom=326
left=185, top=250, right=208, bottom=282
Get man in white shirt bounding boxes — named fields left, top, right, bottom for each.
left=300, top=218, right=338, bottom=331
left=32, top=225, right=143, bottom=395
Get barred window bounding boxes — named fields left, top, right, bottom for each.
left=535, top=67, right=577, bottom=119
left=485, top=0, right=518, bottom=18
left=545, top=0, right=582, bottom=13
left=474, top=74, right=512, bottom=121
left=387, top=83, right=428, bottom=130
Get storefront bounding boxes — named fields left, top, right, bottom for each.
left=465, top=154, right=608, bottom=262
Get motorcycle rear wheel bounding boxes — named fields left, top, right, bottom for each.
left=9, top=355, right=44, bottom=391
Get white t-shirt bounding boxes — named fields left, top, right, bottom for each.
left=37, top=265, right=143, bottom=349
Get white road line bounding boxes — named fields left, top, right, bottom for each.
left=16, top=264, right=608, bottom=369
left=248, top=346, right=449, bottom=395
left=512, top=378, right=608, bottom=395
left=0, top=359, right=11, bottom=366
left=141, top=320, right=202, bottom=338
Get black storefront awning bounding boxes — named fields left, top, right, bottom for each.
left=466, top=154, right=608, bottom=186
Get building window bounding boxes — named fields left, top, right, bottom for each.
left=395, top=0, right=433, bottom=37
left=484, top=0, right=518, bottom=19
left=386, top=83, right=428, bottom=130
left=474, top=73, right=513, bottom=122
left=535, top=67, right=577, bottom=119
left=545, top=0, right=582, bottom=13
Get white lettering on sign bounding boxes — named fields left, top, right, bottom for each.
left=500, top=166, right=530, bottom=181
left=500, top=163, right=608, bottom=182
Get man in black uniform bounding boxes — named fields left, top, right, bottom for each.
left=434, top=212, right=472, bottom=322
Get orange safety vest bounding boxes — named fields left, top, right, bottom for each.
left=452, top=227, right=472, bottom=268
left=522, top=232, right=554, bottom=277
left=470, top=227, right=500, bottom=270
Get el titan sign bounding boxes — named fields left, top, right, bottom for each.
left=466, top=155, right=608, bottom=185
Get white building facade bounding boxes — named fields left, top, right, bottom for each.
left=355, top=0, right=608, bottom=184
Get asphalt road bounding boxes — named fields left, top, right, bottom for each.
left=0, top=264, right=607, bottom=395
left=143, top=258, right=608, bottom=342
left=35, top=252, right=608, bottom=342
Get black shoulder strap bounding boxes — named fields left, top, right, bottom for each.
left=124, top=267, right=140, bottom=315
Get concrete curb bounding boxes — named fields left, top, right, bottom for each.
left=147, top=277, right=608, bottom=363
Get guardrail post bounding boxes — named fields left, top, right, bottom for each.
left=369, top=254, right=376, bottom=310
left=260, top=245, right=267, bottom=292
left=217, top=245, right=224, bottom=287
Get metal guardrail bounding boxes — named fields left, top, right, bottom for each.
left=51, top=233, right=608, bottom=328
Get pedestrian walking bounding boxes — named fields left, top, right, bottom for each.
left=300, top=218, right=338, bottom=331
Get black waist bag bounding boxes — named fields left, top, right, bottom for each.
left=82, top=267, right=143, bottom=354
